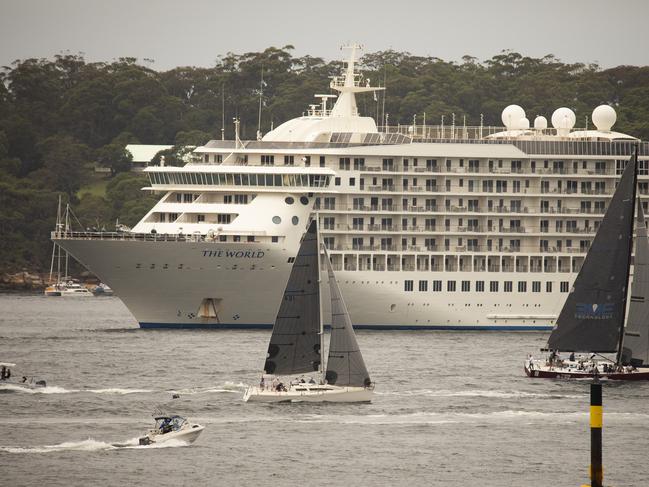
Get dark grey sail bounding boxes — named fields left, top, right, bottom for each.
left=264, top=220, right=321, bottom=375
left=621, top=199, right=649, bottom=366
left=547, top=152, right=638, bottom=352
left=324, top=248, right=371, bottom=387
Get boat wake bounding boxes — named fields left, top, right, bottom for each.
left=170, top=381, right=247, bottom=395
left=0, top=437, right=190, bottom=454
left=0, top=384, right=151, bottom=395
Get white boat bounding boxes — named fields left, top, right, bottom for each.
left=244, top=221, right=374, bottom=403
left=92, top=282, right=114, bottom=296
left=0, top=362, right=47, bottom=388
left=138, top=415, right=204, bottom=445
left=52, top=44, right=649, bottom=330
left=45, top=197, right=92, bottom=297
left=526, top=151, right=649, bottom=380
left=60, top=281, right=93, bottom=297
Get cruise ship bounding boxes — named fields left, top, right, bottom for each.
left=54, top=45, right=649, bottom=330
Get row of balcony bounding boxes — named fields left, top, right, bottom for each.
left=322, top=223, right=596, bottom=235
left=314, top=204, right=606, bottom=215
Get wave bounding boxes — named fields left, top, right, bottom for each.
left=169, top=382, right=246, bottom=395
left=0, top=437, right=191, bottom=454
left=0, top=384, right=73, bottom=394
left=87, top=388, right=152, bottom=395
left=375, top=389, right=584, bottom=399
left=0, top=384, right=154, bottom=395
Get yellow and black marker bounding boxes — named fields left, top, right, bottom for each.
left=589, top=376, right=603, bottom=487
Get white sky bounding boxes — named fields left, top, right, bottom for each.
left=1, top=0, right=648, bottom=70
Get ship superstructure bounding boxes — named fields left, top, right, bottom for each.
left=55, top=45, right=649, bottom=329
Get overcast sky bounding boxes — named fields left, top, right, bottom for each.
left=1, top=0, right=648, bottom=70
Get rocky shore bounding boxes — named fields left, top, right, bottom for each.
left=0, top=271, right=97, bottom=291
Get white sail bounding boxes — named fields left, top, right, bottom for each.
left=324, top=247, right=371, bottom=387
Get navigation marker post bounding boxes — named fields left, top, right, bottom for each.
left=582, top=375, right=603, bottom=487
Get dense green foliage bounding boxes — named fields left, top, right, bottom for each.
left=1, top=47, right=648, bottom=272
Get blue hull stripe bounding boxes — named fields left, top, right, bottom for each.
left=139, top=322, right=552, bottom=331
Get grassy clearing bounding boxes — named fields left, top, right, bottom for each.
left=77, top=170, right=111, bottom=199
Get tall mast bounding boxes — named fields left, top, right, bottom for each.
left=257, top=66, right=264, bottom=140
left=616, top=146, right=639, bottom=365
left=316, top=215, right=325, bottom=381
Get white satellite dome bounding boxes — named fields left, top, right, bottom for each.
left=592, top=105, right=616, bottom=132
left=534, top=116, right=548, bottom=129
left=501, top=105, right=526, bottom=130
left=551, top=107, right=576, bottom=130
left=518, top=117, right=530, bottom=130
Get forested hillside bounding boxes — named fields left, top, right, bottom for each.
left=1, top=46, right=649, bottom=272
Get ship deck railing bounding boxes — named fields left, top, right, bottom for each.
left=51, top=230, right=265, bottom=243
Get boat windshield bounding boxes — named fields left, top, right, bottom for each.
left=154, top=415, right=187, bottom=432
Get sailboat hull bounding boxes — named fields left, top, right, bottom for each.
left=524, top=363, right=649, bottom=380
left=243, top=384, right=373, bottom=403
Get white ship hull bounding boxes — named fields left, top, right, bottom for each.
left=55, top=238, right=561, bottom=330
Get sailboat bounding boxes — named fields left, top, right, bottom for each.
left=525, top=150, right=649, bottom=380
left=243, top=220, right=374, bottom=402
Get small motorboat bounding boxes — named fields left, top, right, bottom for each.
left=0, top=362, right=47, bottom=388
left=92, top=283, right=114, bottom=296
left=138, top=415, right=204, bottom=445
left=60, top=280, right=93, bottom=297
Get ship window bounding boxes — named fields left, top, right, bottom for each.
left=517, top=281, right=527, bottom=292
left=404, top=280, right=414, bottom=292
left=261, top=155, right=274, bottom=165
left=335, top=177, right=341, bottom=186
left=339, top=157, right=351, bottom=170
left=504, top=281, right=513, bottom=292
left=292, top=216, right=299, bottom=226
left=461, top=281, right=470, bottom=292
left=418, top=280, right=428, bottom=292
left=476, top=281, right=484, bottom=292
left=197, top=214, right=205, bottom=222
left=233, top=235, right=241, bottom=242
left=320, top=156, right=325, bottom=167
left=532, top=281, right=541, bottom=292
left=431, top=280, right=442, bottom=292
left=349, top=177, right=355, bottom=186
left=247, top=236, right=255, bottom=242
left=284, top=155, right=294, bottom=165
left=285, top=197, right=294, bottom=205
left=447, top=281, right=456, bottom=292
left=272, top=236, right=279, bottom=243
left=546, top=282, right=553, bottom=293
left=287, top=257, right=295, bottom=263
left=274, top=175, right=282, bottom=186
left=300, top=196, right=309, bottom=205
left=219, top=235, right=226, bottom=242
left=490, top=281, right=499, bottom=292
left=560, top=281, right=569, bottom=293
left=272, top=216, right=282, bottom=224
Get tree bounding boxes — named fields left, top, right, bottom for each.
left=96, top=143, right=133, bottom=176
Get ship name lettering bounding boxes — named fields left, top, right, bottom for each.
left=202, top=249, right=265, bottom=259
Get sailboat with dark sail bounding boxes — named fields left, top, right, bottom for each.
left=243, top=221, right=374, bottom=402
left=525, top=150, right=649, bottom=380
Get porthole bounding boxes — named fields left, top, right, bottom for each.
left=285, top=196, right=294, bottom=205
left=292, top=216, right=299, bottom=225
left=272, top=216, right=281, bottom=224
left=300, top=196, right=309, bottom=205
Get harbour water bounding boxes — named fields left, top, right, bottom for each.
left=1, top=295, right=648, bottom=486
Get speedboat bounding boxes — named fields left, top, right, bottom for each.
left=0, top=362, right=47, bottom=388
left=138, top=415, right=204, bottom=445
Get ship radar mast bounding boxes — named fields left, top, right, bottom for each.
left=329, top=43, right=384, bottom=118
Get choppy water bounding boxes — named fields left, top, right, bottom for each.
left=1, top=294, right=647, bottom=486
